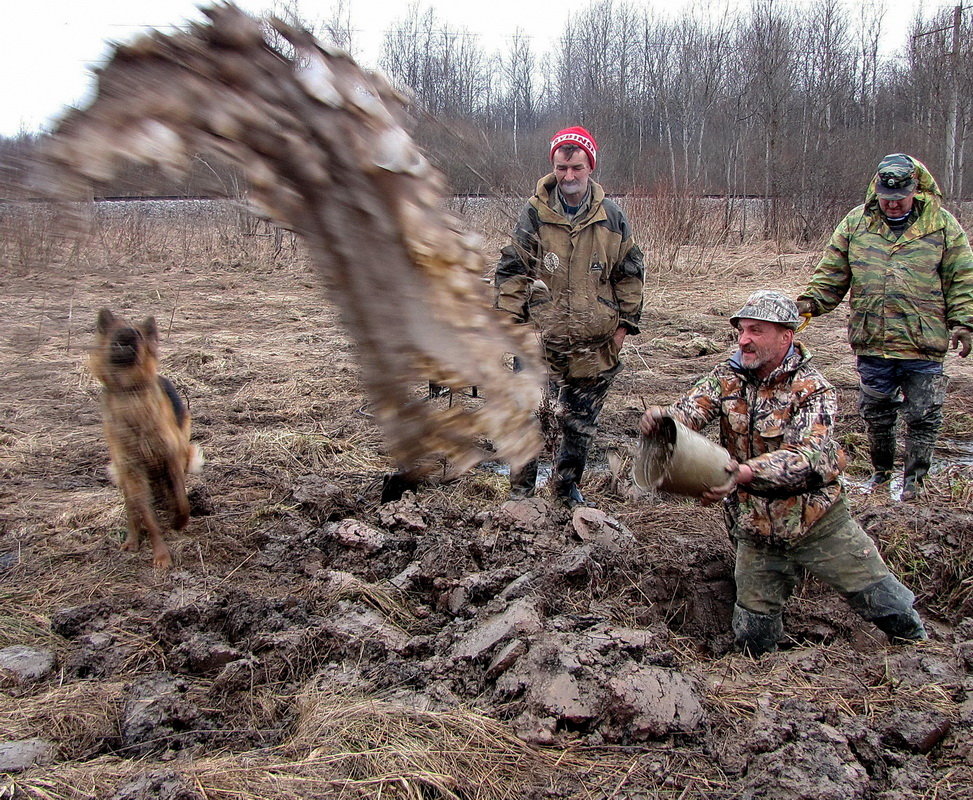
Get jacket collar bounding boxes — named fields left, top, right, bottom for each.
left=728, top=342, right=810, bottom=385
left=533, top=173, right=607, bottom=227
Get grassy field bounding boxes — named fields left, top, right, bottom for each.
left=0, top=199, right=971, bottom=799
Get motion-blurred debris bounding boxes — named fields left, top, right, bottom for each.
left=43, top=4, right=543, bottom=476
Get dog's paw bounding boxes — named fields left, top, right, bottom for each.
left=106, top=462, right=119, bottom=485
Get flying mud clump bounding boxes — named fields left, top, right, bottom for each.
left=42, top=3, right=543, bottom=476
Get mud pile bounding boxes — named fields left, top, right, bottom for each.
left=2, top=403, right=972, bottom=799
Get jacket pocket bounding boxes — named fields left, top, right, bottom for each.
left=755, top=421, right=784, bottom=455
left=848, top=310, right=875, bottom=350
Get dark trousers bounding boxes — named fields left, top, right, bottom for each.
left=856, top=356, right=946, bottom=481
left=511, top=364, right=619, bottom=493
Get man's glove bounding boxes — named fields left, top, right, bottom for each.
left=795, top=299, right=815, bottom=316
left=950, top=326, right=972, bottom=357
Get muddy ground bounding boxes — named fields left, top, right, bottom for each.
left=1, top=204, right=972, bottom=799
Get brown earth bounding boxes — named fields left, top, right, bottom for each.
left=1, top=207, right=972, bottom=799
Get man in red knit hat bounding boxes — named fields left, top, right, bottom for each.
left=495, top=126, right=644, bottom=507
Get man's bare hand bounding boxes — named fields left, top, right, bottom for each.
left=795, top=299, right=815, bottom=316
left=701, top=459, right=754, bottom=504
left=639, top=406, right=665, bottom=436
left=950, top=326, right=972, bottom=358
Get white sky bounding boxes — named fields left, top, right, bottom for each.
left=1, top=0, right=949, bottom=138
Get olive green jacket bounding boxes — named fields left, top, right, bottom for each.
left=798, top=157, right=973, bottom=361
left=495, top=175, right=644, bottom=378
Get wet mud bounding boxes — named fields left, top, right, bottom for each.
left=0, top=235, right=972, bottom=797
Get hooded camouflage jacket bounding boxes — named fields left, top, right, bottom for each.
left=665, top=343, right=844, bottom=546
left=798, top=156, right=973, bottom=361
left=495, top=174, right=644, bottom=378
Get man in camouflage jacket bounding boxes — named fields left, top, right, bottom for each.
left=797, top=154, right=973, bottom=500
left=640, top=290, right=925, bottom=655
left=495, top=126, right=644, bottom=506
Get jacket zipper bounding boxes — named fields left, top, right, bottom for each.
left=747, top=379, right=776, bottom=539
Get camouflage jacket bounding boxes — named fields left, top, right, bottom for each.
left=495, top=175, right=644, bottom=378
left=665, top=343, right=844, bottom=546
left=798, top=157, right=973, bottom=361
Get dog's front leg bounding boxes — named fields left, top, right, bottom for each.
left=119, top=472, right=172, bottom=568
left=166, top=457, right=190, bottom=531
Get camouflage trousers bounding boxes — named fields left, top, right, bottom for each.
left=734, top=496, right=894, bottom=616
left=510, top=362, right=621, bottom=493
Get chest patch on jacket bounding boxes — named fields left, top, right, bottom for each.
left=543, top=252, right=560, bottom=273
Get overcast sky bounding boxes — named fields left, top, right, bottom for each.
left=1, top=0, right=944, bottom=138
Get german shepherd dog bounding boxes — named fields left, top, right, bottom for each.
left=90, top=309, right=202, bottom=568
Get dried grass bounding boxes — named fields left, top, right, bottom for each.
left=5, top=688, right=613, bottom=800
left=0, top=682, right=122, bottom=760
left=0, top=589, right=62, bottom=650
left=310, top=572, right=415, bottom=628
left=2, top=197, right=972, bottom=800
left=705, top=642, right=959, bottom=722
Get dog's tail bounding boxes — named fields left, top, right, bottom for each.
left=187, top=444, right=204, bottom=475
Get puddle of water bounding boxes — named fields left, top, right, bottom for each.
left=940, top=438, right=973, bottom=466
left=844, top=438, right=973, bottom=500
left=480, top=461, right=553, bottom=488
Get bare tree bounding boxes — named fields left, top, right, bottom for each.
left=737, top=0, right=797, bottom=237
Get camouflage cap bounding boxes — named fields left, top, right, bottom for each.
left=875, top=153, right=917, bottom=200
left=730, top=290, right=801, bottom=330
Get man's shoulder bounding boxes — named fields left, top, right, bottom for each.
left=838, top=203, right=869, bottom=229
left=595, top=193, right=633, bottom=234
left=791, top=357, right=834, bottom=394
left=703, top=360, right=742, bottom=387
left=935, top=206, right=968, bottom=234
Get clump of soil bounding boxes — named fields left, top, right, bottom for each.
left=0, top=211, right=971, bottom=798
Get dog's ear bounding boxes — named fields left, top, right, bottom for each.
left=97, top=309, right=115, bottom=334
left=140, top=317, right=159, bottom=343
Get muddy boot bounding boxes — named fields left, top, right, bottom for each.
left=865, top=429, right=895, bottom=490
left=509, top=459, right=538, bottom=499
left=381, top=471, right=420, bottom=503
left=553, top=481, right=588, bottom=508
left=900, top=445, right=933, bottom=502
left=900, top=372, right=946, bottom=502
left=846, top=574, right=927, bottom=643
left=550, top=367, right=616, bottom=509
left=901, top=438, right=935, bottom=501
left=864, top=471, right=892, bottom=491
left=873, top=612, right=928, bottom=643
left=859, top=383, right=899, bottom=488
left=732, top=604, right=783, bottom=656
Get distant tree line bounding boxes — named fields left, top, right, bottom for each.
left=2, top=0, right=971, bottom=242
left=376, top=0, right=973, bottom=238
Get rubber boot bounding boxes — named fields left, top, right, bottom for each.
left=846, top=575, right=927, bottom=643
left=865, top=429, right=895, bottom=489
left=859, top=383, right=899, bottom=488
left=901, top=443, right=933, bottom=502
left=553, top=481, right=587, bottom=508
left=873, top=612, right=928, bottom=642
left=732, top=604, right=783, bottom=656
left=551, top=425, right=592, bottom=507
left=900, top=372, right=946, bottom=502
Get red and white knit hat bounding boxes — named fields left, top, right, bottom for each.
left=549, top=126, right=597, bottom=170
